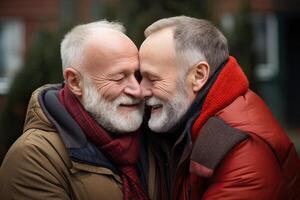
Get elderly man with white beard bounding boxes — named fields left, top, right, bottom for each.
left=0, top=21, right=151, bottom=200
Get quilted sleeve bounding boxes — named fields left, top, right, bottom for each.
left=0, top=130, right=71, bottom=200
left=202, top=135, right=283, bottom=200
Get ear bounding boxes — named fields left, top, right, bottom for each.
left=191, top=61, right=210, bottom=93
left=63, top=68, right=83, bottom=97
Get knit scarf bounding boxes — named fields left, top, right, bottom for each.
left=191, top=56, right=249, bottom=140
left=150, top=56, right=249, bottom=200
left=59, top=86, right=149, bottom=200
left=167, top=56, right=249, bottom=200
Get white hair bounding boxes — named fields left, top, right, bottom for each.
left=145, top=16, right=185, bottom=38
left=60, top=20, right=125, bottom=73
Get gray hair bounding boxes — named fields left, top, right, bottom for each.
left=60, top=20, right=125, bottom=72
left=145, top=16, right=229, bottom=75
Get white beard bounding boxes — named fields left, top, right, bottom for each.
left=146, top=89, right=190, bottom=133
left=82, top=81, right=144, bottom=134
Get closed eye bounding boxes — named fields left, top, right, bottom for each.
left=111, top=75, right=125, bottom=81
left=148, top=77, right=161, bottom=82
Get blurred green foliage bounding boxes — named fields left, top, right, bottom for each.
left=106, top=0, right=211, bottom=46
left=221, top=1, right=255, bottom=89
left=0, top=30, right=63, bottom=158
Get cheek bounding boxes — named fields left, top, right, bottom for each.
left=152, top=82, right=176, bottom=101
left=94, top=81, right=125, bottom=101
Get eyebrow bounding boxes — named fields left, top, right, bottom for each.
left=140, top=70, right=160, bottom=79
left=108, top=67, right=139, bottom=75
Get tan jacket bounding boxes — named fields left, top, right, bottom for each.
left=0, top=85, right=130, bottom=200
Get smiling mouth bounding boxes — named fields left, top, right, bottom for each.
left=151, top=104, right=162, bottom=113
left=119, top=103, right=140, bottom=110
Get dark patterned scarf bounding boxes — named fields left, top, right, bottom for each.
left=59, top=85, right=149, bottom=200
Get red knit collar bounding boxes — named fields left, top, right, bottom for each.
left=191, top=56, right=249, bottom=141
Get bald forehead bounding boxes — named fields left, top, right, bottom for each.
left=79, top=28, right=139, bottom=75
left=139, top=28, right=176, bottom=64
left=84, top=28, right=138, bottom=59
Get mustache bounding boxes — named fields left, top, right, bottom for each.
left=116, top=96, right=143, bottom=105
left=146, top=97, right=164, bottom=106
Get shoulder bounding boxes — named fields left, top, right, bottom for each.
left=202, top=133, right=283, bottom=199
left=1, top=128, right=71, bottom=172
left=190, top=117, right=249, bottom=177
left=217, top=89, right=292, bottom=163
left=191, top=117, right=283, bottom=198
left=214, top=133, right=282, bottom=180
left=0, top=129, right=73, bottom=199
left=191, top=116, right=281, bottom=178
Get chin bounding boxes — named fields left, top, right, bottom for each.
left=148, top=121, right=167, bottom=133
left=116, top=125, right=141, bottom=133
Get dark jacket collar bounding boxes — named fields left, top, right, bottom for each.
left=39, top=84, right=118, bottom=172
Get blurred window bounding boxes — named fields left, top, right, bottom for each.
left=252, top=14, right=279, bottom=81
left=0, top=19, right=24, bottom=94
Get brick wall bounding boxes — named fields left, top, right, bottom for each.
left=0, top=0, right=60, bottom=50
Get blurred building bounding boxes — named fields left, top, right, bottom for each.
left=0, top=0, right=59, bottom=110
left=0, top=0, right=299, bottom=130
left=212, top=0, right=300, bottom=130
left=0, top=0, right=98, bottom=111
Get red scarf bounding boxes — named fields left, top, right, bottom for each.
left=170, top=56, right=249, bottom=200
left=152, top=56, right=249, bottom=200
left=59, top=86, right=149, bottom=200
left=191, top=56, right=249, bottom=140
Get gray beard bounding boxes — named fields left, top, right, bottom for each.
left=147, top=80, right=190, bottom=133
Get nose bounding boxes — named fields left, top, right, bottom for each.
left=140, top=78, right=152, bottom=99
left=124, top=75, right=142, bottom=98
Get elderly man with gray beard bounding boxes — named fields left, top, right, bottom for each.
left=0, top=20, right=150, bottom=200
left=139, top=16, right=300, bottom=199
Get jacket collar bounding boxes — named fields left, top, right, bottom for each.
left=191, top=56, right=249, bottom=140
left=34, top=84, right=119, bottom=172
left=39, top=84, right=87, bottom=149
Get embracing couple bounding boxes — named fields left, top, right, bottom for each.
left=1, top=16, right=299, bottom=200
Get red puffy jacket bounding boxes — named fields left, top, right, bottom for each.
left=188, top=90, right=300, bottom=199
left=186, top=57, right=300, bottom=199
left=148, top=57, right=300, bottom=199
